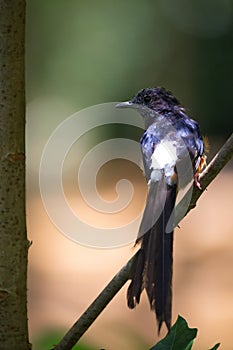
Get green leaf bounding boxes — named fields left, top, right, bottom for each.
left=149, top=315, right=197, bottom=350
left=209, top=343, right=220, bottom=350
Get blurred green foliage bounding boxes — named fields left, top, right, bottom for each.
left=32, top=316, right=220, bottom=350
left=33, top=330, right=95, bottom=350
left=27, top=1, right=233, bottom=135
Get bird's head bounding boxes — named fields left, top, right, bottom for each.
left=116, top=87, right=182, bottom=118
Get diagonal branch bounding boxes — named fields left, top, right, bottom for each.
left=188, top=133, right=233, bottom=211
left=53, top=253, right=138, bottom=350
left=53, top=133, right=233, bottom=350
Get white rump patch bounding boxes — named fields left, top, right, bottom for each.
left=150, top=140, right=178, bottom=184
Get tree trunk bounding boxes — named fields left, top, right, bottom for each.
left=0, top=1, right=29, bottom=348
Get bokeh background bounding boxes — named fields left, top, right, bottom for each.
left=26, top=1, right=233, bottom=349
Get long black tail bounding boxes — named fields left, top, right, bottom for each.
left=127, top=180, right=177, bottom=332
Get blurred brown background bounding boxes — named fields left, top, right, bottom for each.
left=26, top=1, right=233, bottom=349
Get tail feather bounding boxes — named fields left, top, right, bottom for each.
left=127, top=178, right=177, bottom=332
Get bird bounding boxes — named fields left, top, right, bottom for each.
left=116, top=87, right=207, bottom=333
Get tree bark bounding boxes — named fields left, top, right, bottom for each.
left=0, top=1, right=29, bottom=348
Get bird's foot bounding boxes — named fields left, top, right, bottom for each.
left=194, top=173, right=202, bottom=190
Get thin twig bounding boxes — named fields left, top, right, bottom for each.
left=188, top=133, right=233, bottom=211
left=175, top=133, right=233, bottom=222
left=53, top=133, right=233, bottom=350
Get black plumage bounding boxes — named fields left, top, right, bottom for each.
left=116, top=87, right=205, bottom=332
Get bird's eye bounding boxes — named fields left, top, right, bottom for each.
left=143, top=95, right=151, bottom=103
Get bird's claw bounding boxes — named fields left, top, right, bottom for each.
left=194, top=173, right=202, bottom=190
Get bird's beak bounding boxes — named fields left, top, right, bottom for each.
left=115, top=101, right=135, bottom=109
